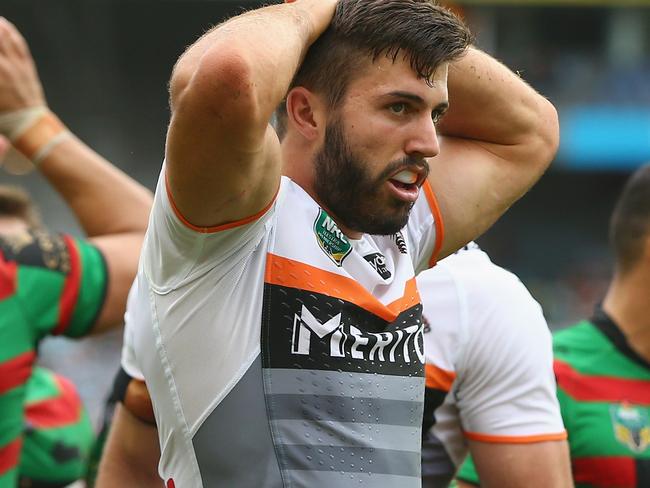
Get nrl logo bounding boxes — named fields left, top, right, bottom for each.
left=610, top=403, right=650, bottom=453
left=313, top=209, right=352, bottom=266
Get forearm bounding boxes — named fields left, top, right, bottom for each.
left=429, top=48, right=559, bottom=257
left=170, top=0, right=337, bottom=119
left=33, top=124, right=152, bottom=237
left=439, top=47, right=558, bottom=156
left=0, top=19, right=152, bottom=238
left=96, top=405, right=162, bottom=487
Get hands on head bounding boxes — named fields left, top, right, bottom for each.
left=0, top=17, right=59, bottom=167
left=0, top=16, right=153, bottom=333
left=0, top=17, right=46, bottom=112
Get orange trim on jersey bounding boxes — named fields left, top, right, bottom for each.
left=464, top=430, right=568, bottom=444
left=425, top=363, right=456, bottom=391
left=164, top=172, right=278, bottom=234
left=265, top=253, right=421, bottom=322
left=422, top=181, right=445, bottom=267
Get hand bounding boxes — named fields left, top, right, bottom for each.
left=0, top=17, right=46, bottom=112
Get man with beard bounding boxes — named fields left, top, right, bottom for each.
left=98, top=0, right=558, bottom=486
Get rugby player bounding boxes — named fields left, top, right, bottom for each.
left=0, top=18, right=152, bottom=487
left=457, top=166, right=650, bottom=487
left=97, top=1, right=558, bottom=486
left=418, top=243, right=572, bottom=487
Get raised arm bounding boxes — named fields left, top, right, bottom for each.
left=0, top=18, right=152, bottom=332
left=430, top=47, right=559, bottom=258
left=165, top=0, right=337, bottom=228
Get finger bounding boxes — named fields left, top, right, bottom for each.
left=1, top=18, right=31, bottom=59
left=0, top=19, right=12, bottom=57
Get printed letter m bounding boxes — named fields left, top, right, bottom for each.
left=291, top=306, right=342, bottom=356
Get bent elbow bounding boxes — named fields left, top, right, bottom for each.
left=170, top=48, right=259, bottom=120
left=168, top=61, right=192, bottom=111
left=535, top=98, right=560, bottom=170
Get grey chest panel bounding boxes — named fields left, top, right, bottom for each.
left=192, top=355, right=282, bottom=488
left=261, top=282, right=425, bottom=487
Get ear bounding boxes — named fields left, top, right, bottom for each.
left=285, top=87, right=325, bottom=141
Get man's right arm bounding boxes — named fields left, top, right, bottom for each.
left=164, top=0, right=337, bottom=229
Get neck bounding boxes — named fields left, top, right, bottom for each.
left=602, top=264, right=650, bottom=362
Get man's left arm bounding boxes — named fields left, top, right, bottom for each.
left=430, top=47, right=559, bottom=258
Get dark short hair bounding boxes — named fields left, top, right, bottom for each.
left=275, top=0, right=472, bottom=139
left=0, top=185, right=42, bottom=228
left=609, top=164, right=650, bottom=273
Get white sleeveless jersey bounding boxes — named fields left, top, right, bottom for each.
left=123, top=165, right=444, bottom=488
left=418, top=245, right=566, bottom=487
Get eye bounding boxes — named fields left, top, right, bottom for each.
left=431, top=110, right=445, bottom=125
left=389, top=103, right=408, bottom=115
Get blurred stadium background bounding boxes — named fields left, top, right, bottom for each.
left=1, top=0, right=649, bottom=425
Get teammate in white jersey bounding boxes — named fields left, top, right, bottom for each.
left=96, top=0, right=559, bottom=486
left=419, top=244, right=572, bottom=487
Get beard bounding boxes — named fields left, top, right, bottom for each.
left=313, top=117, right=428, bottom=236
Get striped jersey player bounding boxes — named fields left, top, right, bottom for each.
left=124, top=170, right=443, bottom=487
left=113, top=0, right=560, bottom=485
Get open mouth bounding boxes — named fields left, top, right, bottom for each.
left=389, top=170, right=420, bottom=190
left=387, top=170, right=421, bottom=202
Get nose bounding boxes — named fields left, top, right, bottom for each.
left=404, top=116, right=440, bottom=159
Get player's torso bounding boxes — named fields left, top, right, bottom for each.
left=149, top=179, right=427, bottom=488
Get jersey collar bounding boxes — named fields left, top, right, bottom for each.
left=591, top=305, right=650, bottom=370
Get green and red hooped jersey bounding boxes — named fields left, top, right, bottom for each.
left=456, top=310, right=650, bottom=488
left=0, top=229, right=107, bottom=487
left=21, top=367, right=94, bottom=486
